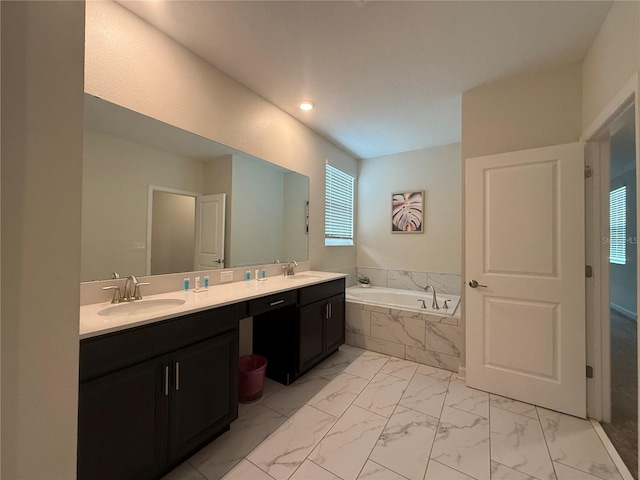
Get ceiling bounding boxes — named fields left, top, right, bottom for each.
left=119, top=1, right=612, bottom=160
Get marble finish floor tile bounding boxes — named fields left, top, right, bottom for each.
left=261, top=375, right=331, bottom=417
left=309, top=405, right=388, bottom=480
left=162, top=462, right=206, bottom=480
left=247, top=405, right=337, bottom=480
left=445, top=378, right=490, bottom=418
left=187, top=404, right=286, bottom=480
left=490, top=460, right=537, bottom=480
left=308, top=372, right=370, bottom=418
left=380, top=357, right=420, bottom=380
left=369, top=405, right=438, bottom=480
left=290, top=460, right=341, bottom=480
left=538, top=408, right=622, bottom=480
left=311, top=349, right=361, bottom=380
left=343, top=351, right=390, bottom=380
left=490, top=394, right=538, bottom=419
left=490, top=407, right=555, bottom=480
left=424, top=460, right=476, bottom=480
left=431, top=406, right=491, bottom=480
left=554, top=461, right=609, bottom=480
left=399, top=372, right=449, bottom=418
left=353, top=372, right=410, bottom=418
left=220, top=459, right=275, bottom=480
left=358, top=460, right=408, bottom=480
left=166, top=346, right=626, bottom=480
left=417, top=363, right=453, bottom=380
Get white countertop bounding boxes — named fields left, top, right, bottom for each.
left=79, top=271, right=346, bottom=340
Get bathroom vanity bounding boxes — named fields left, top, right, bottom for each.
left=77, top=272, right=345, bottom=480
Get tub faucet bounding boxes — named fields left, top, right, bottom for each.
left=422, top=285, right=439, bottom=310
left=283, top=261, right=298, bottom=276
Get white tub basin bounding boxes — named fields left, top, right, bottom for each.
left=98, top=298, right=186, bottom=317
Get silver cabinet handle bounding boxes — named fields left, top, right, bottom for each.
left=164, top=366, right=169, bottom=396
left=175, top=362, right=180, bottom=391
left=329, top=302, right=332, bottom=318
left=270, top=300, right=285, bottom=306
left=325, top=303, right=329, bottom=319
left=468, top=280, right=487, bottom=288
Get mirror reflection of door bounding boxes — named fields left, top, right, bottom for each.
left=151, top=190, right=196, bottom=275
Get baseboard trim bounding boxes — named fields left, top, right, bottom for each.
left=610, top=303, right=637, bottom=321
left=590, top=418, right=635, bottom=480
left=457, top=366, right=466, bottom=380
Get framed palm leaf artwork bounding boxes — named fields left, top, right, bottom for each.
left=392, top=191, right=424, bottom=233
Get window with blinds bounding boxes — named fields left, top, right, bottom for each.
left=610, top=185, right=627, bottom=265
left=325, top=164, right=354, bottom=246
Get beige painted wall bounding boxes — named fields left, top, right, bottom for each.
left=151, top=191, right=196, bottom=275
left=230, top=156, right=284, bottom=267
left=82, top=130, right=203, bottom=281
left=462, top=64, right=582, bottom=160
left=582, top=1, right=639, bottom=132
left=357, top=143, right=461, bottom=274
left=283, top=172, right=310, bottom=263
left=1, top=2, right=85, bottom=478
left=84, top=1, right=357, bottom=273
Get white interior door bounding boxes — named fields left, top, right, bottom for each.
left=465, top=142, right=586, bottom=418
left=195, top=193, right=225, bottom=270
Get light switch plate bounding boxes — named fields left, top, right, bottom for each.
left=220, top=271, right=234, bottom=283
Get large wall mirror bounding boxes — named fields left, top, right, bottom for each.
left=82, top=95, right=309, bottom=282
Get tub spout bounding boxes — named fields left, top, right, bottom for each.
left=422, top=285, right=439, bottom=310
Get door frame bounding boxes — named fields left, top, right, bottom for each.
left=582, top=73, right=638, bottom=421
left=146, top=185, right=200, bottom=276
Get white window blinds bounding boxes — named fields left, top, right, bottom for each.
left=610, top=185, right=627, bottom=265
left=325, top=164, right=354, bottom=246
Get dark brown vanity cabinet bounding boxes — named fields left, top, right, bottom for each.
left=252, top=278, right=346, bottom=385
left=78, top=303, right=245, bottom=480
left=298, top=279, right=346, bottom=375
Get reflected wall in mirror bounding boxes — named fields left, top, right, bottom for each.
left=81, top=95, right=309, bottom=282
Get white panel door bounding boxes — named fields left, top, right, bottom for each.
left=194, top=193, right=225, bottom=270
left=465, top=142, right=586, bottom=418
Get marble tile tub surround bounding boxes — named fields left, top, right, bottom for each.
left=80, top=261, right=319, bottom=305
left=357, top=267, right=461, bottom=295
left=162, top=345, right=626, bottom=480
left=346, top=300, right=462, bottom=372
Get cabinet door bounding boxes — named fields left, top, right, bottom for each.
left=325, top=294, right=345, bottom=354
left=298, top=300, right=326, bottom=374
left=169, top=331, right=238, bottom=463
left=77, top=356, right=168, bottom=480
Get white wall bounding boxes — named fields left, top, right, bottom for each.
left=1, top=2, right=85, bottom=478
left=357, top=143, right=461, bottom=274
left=82, top=130, right=204, bottom=281
left=84, top=1, right=357, bottom=275
left=582, top=1, right=639, bottom=132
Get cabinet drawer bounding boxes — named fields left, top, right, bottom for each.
left=248, top=290, right=297, bottom=316
left=298, top=278, right=345, bottom=306
left=80, top=302, right=246, bottom=382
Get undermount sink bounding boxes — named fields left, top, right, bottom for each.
left=98, top=298, right=186, bottom=317
left=285, top=274, right=323, bottom=280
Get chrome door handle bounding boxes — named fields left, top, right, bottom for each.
left=216, top=259, right=224, bottom=264
left=468, top=280, right=487, bottom=288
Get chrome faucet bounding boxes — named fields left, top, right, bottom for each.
left=283, top=261, right=298, bottom=276
left=122, top=275, right=150, bottom=301
left=422, top=285, right=439, bottom=310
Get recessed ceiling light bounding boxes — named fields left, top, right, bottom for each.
left=298, top=100, right=315, bottom=111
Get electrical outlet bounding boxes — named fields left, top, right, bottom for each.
left=220, top=270, right=234, bottom=283
left=132, top=241, right=146, bottom=252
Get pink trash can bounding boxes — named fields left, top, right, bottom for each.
left=239, top=355, right=268, bottom=403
